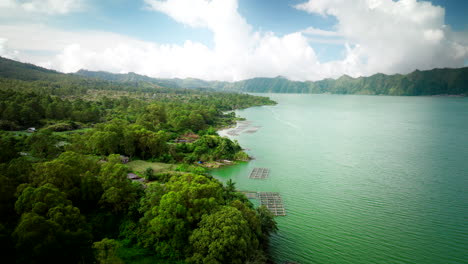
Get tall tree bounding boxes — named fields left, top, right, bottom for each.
left=14, top=184, right=93, bottom=264
left=140, top=174, right=224, bottom=259
left=189, top=206, right=256, bottom=264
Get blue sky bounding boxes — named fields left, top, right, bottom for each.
left=0, top=0, right=467, bottom=81
left=45, top=0, right=339, bottom=50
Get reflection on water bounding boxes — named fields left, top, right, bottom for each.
left=212, top=94, right=468, bottom=264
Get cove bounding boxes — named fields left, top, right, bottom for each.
left=211, top=94, right=468, bottom=264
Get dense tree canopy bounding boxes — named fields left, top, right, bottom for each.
left=77, top=63, right=468, bottom=96
left=189, top=206, right=256, bottom=264
left=0, top=56, right=278, bottom=263
left=224, top=67, right=468, bottom=95
left=14, top=184, right=93, bottom=263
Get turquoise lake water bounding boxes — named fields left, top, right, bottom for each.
left=211, top=94, right=468, bottom=264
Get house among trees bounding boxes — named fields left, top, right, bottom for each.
left=174, top=132, right=200, bottom=143
left=127, top=173, right=144, bottom=182
left=120, top=155, right=130, bottom=164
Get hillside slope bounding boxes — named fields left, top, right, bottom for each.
left=2, top=57, right=466, bottom=96
left=233, top=68, right=468, bottom=95
left=76, top=66, right=468, bottom=96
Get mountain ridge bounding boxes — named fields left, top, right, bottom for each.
left=76, top=65, right=468, bottom=96
left=1, top=56, right=466, bottom=96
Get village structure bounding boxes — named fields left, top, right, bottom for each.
left=174, top=132, right=200, bottom=143
left=126, top=173, right=145, bottom=183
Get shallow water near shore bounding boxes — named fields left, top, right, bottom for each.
left=211, top=94, right=468, bottom=264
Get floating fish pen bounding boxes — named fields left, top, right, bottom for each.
left=258, top=192, right=286, bottom=216
left=249, top=168, right=270, bottom=179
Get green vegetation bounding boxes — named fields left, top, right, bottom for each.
left=126, top=160, right=175, bottom=174
left=0, top=56, right=277, bottom=263
left=75, top=70, right=229, bottom=91
left=226, top=68, right=468, bottom=95
left=79, top=66, right=468, bottom=96
left=1, top=55, right=466, bottom=263
left=75, top=69, right=184, bottom=90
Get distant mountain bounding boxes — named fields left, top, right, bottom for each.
left=0, top=57, right=197, bottom=95
left=2, top=56, right=466, bottom=96
left=0, top=56, right=72, bottom=81
left=228, top=76, right=312, bottom=93
left=74, top=65, right=468, bottom=96
left=229, top=68, right=468, bottom=95
left=75, top=69, right=181, bottom=89
left=0, top=57, right=204, bottom=91
left=75, top=70, right=231, bottom=90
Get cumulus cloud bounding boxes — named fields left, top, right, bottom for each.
left=141, top=0, right=328, bottom=80
left=0, top=0, right=82, bottom=14
left=296, top=0, right=468, bottom=76
left=1, top=0, right=325, bottom=81
left=302, top=26, right=341, bottom=37
left=0, top=38, right=19, bottom=59
left=301, top=26, right=345, bottom=45
left=1, top=0, right=467, bottom=81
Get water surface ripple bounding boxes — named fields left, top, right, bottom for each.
left=211, top=94, right=468, bottom=264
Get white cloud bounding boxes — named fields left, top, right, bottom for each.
left=295, top=0, right=468, bottom=76
left=0, top=0, right=82, bottom=15
left=0, top=38, right=19, bottom=59
left=0, top=0, right=15, bottom=8
left=1, top=0, right=326, bottom=81
left=1, top=0, right=467, bottom=81
left=0, top=24, right=146, bottom=52
left=22, top=0, right=82, bottom=14
left=301, top=26, right=345, bottom=45
left=302, top=26, right=341, bottom=37
left=145, top=0, right=253, bottom=68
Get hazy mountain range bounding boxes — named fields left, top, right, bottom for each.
left=76, top=67, right=468, bottom=96
left=1, top=57, right=467, bottom=96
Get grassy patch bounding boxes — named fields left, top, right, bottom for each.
left=4, top=131, right=31, bottom=137
left=53, top=128, right=92, bottom=135
left=127, top=160, right=175, bottom=173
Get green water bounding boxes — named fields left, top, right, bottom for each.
left=211, top=94, right=468, bottom=264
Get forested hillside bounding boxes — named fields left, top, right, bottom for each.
left=228, top=67, right=468, bottom=95
left=77, top=65, right=468, bottom=96
left=0, top=56, right=74, bottom=82
left=230, top=68, right=468, bottom=95
left=76, top=69, right=183, bottom=89
left=76, top=69, right=231, bottom=91
left=0, top=57, right=277, bottom=263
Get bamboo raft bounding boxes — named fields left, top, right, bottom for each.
left=258, top=192, right=286, bottom=216
left=249, top=168, right=270, bottom=179
left=238, top=190, right=286, bottom=216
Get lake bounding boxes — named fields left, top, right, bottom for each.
left=211, top=94, right=468, bottom=264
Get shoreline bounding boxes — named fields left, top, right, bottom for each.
left=211, top=120, right=254, bottom=168
left=217, top=120, right=261, bottom=138
left=216, top=125, right=235, bottom=138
